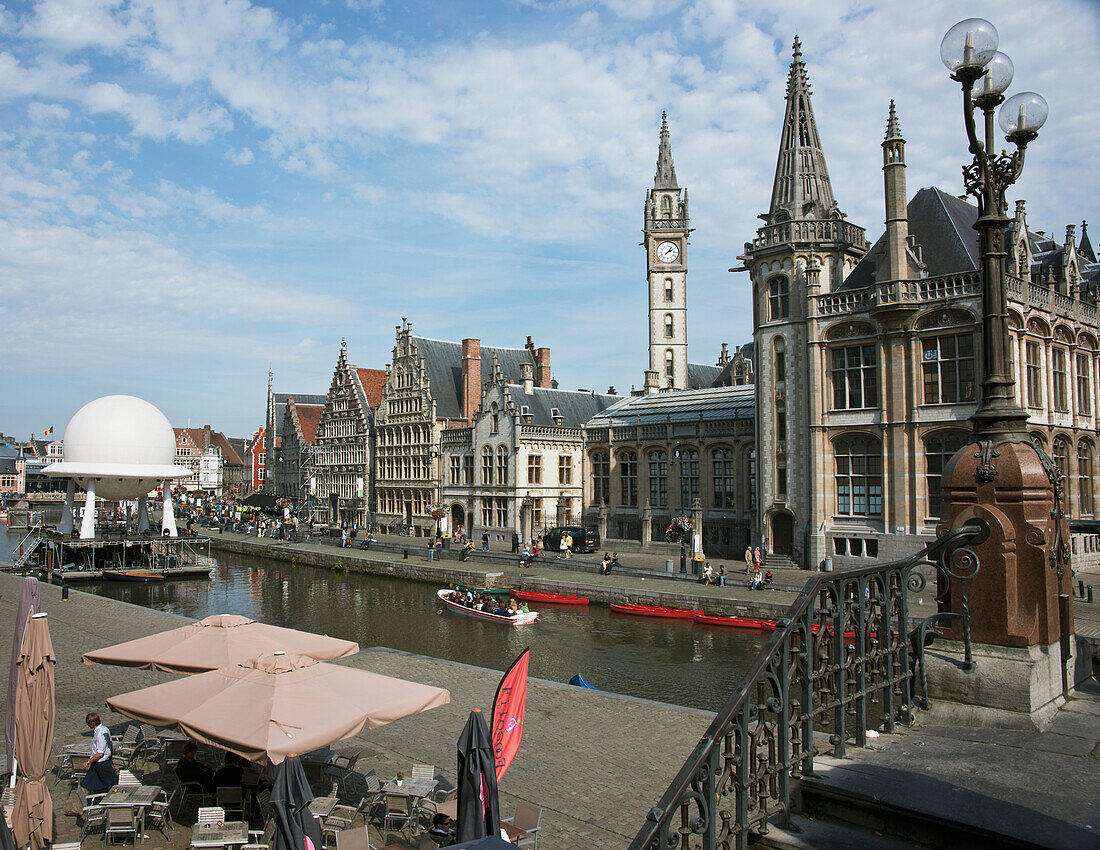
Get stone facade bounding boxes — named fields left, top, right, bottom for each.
left=738, top=40, right=1100, bottom=569
left=264, top=370, right=327, bottom=493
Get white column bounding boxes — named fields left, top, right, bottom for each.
left=59, top=480, right=76, bottom=534
left=137, top=495, right=150, bottom=533
left=79, top=479, right=97, bottom=540
left=161, top=481, right=178, bottom=537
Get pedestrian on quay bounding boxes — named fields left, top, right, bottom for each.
left=563, top=531, right=573, bottom=559
left=461, top=540, right=474, bottom=562
left=434, top=536, right=443, bottom=560
left=511, top=531, right=519, bottom=553
left=744, top=545, right=754, bottom=574
left=754, top=546, right=762, bottom=571
left=79, top=712, right=117, bottom=796
left=341, top=527, right=348, bottom=548
left=481, top=530, right=489, bottom=551
left=558, top=534, right=569, bottom=560
left=599, top=552, right=612, bottom=575
left=427, top=537, right=436, bottom=562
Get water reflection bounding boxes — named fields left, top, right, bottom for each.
left=0, top=532, right=762, bottom=711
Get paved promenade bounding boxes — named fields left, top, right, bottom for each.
left=0, top=572, right=713, bottom=849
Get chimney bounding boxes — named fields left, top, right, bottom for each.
left=608, top=386, right=617, bottom=395
left=521, top=362, right=534, bottom=394
left=644, top=370, right=660, bottom=395
left=535, top=347, right=552, bottom=388
left=461, top=338, right=482, bottom=423
left=203, top=425, right=212, bottom=449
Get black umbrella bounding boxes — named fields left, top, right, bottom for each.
left=456, top=710, right=500, bottom=844
left=0, top=813, right=17, bottom=850
left=270, top=755, right=323, bottom=850
left=447, top=837, right=515, bottom=849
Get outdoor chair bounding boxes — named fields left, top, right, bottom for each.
left=245, top=818, right=276, bottom=850
left=323, top=804, right=359, bottom=832
left=381, top=795, right=413, bottom=837
left=502, top=801, right=541, bottom=850
left=217, top=786, right=245, bottom=821
left=254, top=789, right=273, bottom=825
left=323, top=750, right=362, bottom=798
left=196, top=806, right=225, bottom=825
left=144, top=801, right=173, bottom=841
left=103, top=806, right=137, bottom=846
left=431, top=775, right=456, bottom=805
left=168, top=779, right=206, bottom=817
left=79, top=804, right=108, bottom=840
left=0, top=754, right=8, bottom=785
left=113, top=727, right=141, bottom=763
left=415, top=798, right=437, bottom=831
left=116, top=770, right=141, bottom=788
left=334, top=826, right=374, bottom=850
left=357, top=772, right=385, bottom=824
left=409, top=764, right=434, bottom=785
left=53, top=843, right=83, bottom=850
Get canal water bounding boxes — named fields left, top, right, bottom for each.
left=1, top=530, right=762, bottom=712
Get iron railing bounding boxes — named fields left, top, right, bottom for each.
left=629, top=520, right=986, bottom=850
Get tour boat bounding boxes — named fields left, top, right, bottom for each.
left=437, top=590, right=539, bottom=625
left=609, top=603, right=702, bottom=619
left=449, top=583, right=513, bottom=599
left=101, top=570, right=164, bottom=583
left=511, top=590, right=589, bottom=605
left=692, top=612, right=777, bottom=631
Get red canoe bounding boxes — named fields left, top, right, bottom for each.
left=609, top=603, right=702, bottom=620
left=511, top=590, right=589, bottom=605
left=692, top=612, right=777, bottom=631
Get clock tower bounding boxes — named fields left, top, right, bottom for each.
left=643, top=112, right=690, bottom=392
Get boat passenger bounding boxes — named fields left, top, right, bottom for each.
left=506, top=599, right=519, bottom=615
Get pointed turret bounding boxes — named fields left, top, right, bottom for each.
left=654, top=111, right=678, bottom=190
left=767, top=37, right=840, bottom=223
left=1080, top=221, right=1096, bottom=264
left=880, top=100, right=909, bottom=282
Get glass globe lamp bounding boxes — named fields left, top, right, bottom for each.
left=941, top=18, right=998, bottom=75
left=999, top=92, right=1048, bottom=140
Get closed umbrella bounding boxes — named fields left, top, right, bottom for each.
left=269, top=755, right=322, bottom=850
left=0, top=815, right=16, bottom=850
left=11, top=613, right=55, bottom=850
left=456, top=710, right=500, bottom=844
left=447, top=838, right=514, bottom=849
left=5, top=578, right=40, bottom=770
left=106, top=652, right=450, bottom=764
left=82, top=614, right=358, bottom=674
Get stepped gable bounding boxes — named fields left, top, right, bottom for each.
left=411, top=336, right=536, bottom=420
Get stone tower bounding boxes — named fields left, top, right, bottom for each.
left=737, top=37, right=869, bottom=565
left=879, top=100, right=909, bottom=283
left=643, top=112, right=690, bottom=392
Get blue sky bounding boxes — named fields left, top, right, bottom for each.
left=2, top=0, right=1098, bottom=438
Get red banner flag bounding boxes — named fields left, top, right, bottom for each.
left=490, top=648, right=530, bottom=782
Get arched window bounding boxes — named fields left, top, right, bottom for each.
left=591, top=451, right=610, bottom=504
left=481, top=446, right=494, bottom=485
left=490, top=402, right=500, bottom=435
left=679, top=448, right=699, bottom=507
left=497, top=445, right=508, bottom=484
left=1053, top=436, right=1071, bottom=490
left=747, top=449, right=757, bottom=514
left=835, top=435, right=883, bottom=517
left=618, top=450, right=637, bottom=507
left=648, top=450, right=667, bottom=508
left=665, top=350, right=674, bottom=378
left=664, top=278, right=674, bottom=301
left=664, top=314, right=674, bottom=338
left=924, top=430, right=969, bottom=520
left=712, top=448, right=735, bottom=508
left=661, top=195, right=672, bottom=217
left=1078, top=440, right=1094, bottom=515
left=768, top=276, right=789, bottom=320
left=774, top=338, right=786, bottom=383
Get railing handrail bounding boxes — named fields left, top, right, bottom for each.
left=629, top=521, right=985, bottom=850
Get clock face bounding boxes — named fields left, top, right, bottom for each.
left=656, top=241, right=680, bottom=263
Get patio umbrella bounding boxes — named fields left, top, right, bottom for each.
left=269, top=755, right=322, bottom=850
left=11, top=613, right=55, bottom=850
left=82, top=614, right=359, bottom=674
left=447, top=838, right=514, bottom=849
left=106, top=652, right=450, bottom=764
left=0, top=815, right=16, bottom=850
left=5, top=577, right=40, bottom=770
left=455, top=710, right=500, bottom=844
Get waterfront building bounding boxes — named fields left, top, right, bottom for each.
left=375, top=320, right=552, bottom=536
left=248, top=426, right=266, bottom=495
left=0, top=445, right=19, bottom=497
left=173, top=426, right=246, bottom=493
left=737, top=39, right=1100, bottom=569
left=581, top=385, right=756, bottom=559
left=272, top=397, right=324, bottom=503
left=312, top=340, right=385, bottom=528
left=263, top=369, right=327, bottom=493
left=443, top=357, right=619, bottom=545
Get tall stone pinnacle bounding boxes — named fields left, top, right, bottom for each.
left=654, top=111, right=678, bottom=190
left=885, top=99, right=902, bottom=140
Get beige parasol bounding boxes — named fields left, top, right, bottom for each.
left=106, top=652, right=450, bottom=764
left=82, top=614, right=359, bottom=674
left=12, top=613, right=55, bottom=850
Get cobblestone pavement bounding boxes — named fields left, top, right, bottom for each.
left=0, top=572, right=714, bottom=849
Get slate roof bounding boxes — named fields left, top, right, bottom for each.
left=506, top=386, right=621, bottom=428
left=841, top=187, right=980, bottom=291
left=586, top=385, right=755, bottom=428
left=411, top=336, right=537, bottom=420
left=687, top=362, right=722, bottom=389
left=173, top=427, right=244, bottom=466
left=273, top=392, right=327, bottom=441
left=354, top=368, right=387, bottom=411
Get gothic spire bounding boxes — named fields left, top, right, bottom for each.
left=767, top=36, right=840, bottom=223
left=885, top=99, right=901, bottom=141
left=654, top=111, right=678, bottom=190
left=1080, top=220, right=1096, bottom=264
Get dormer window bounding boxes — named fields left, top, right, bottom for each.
left=550, top=407, right=561, bottom=419
left=520, top=405, right=530, bottom=416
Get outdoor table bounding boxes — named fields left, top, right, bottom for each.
left=190, top=820, right=249, bottom=848
left=308, top=797, right=338, bottom=819
left=101, top=785, right=162, bottom=844
left=381, top=777, right=436, bottom=801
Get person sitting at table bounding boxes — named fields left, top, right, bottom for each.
left=212, top=751, right=244, bottom=790
left=175, top=741, right=214, bottom=793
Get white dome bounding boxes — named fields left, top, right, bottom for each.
left=63, top=395, right=177, bottom=466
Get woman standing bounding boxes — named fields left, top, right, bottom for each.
left=80, top=712, right=116, bottom=795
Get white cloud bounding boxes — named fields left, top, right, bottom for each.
left=226, top=146, right=253, bottom=165
left=27, top=101, right=70, bottom=123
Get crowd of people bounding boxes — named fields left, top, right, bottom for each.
left=450, top=590, right=531, bottom=618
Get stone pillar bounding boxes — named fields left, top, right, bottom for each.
left=641, top=501, right=652, bottom=546
left=79, top=479, right=96, bottom=540
left=597, top=501, right=608, bottom=541
left=161, top=481, right=179, bottom=537
left=692, top=497, right=705, bottom=562
left=137, top=496, right=150, bottom=533
left=59, top=480, right=76, bottom=535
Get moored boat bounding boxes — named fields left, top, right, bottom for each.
left=609, top=603, right=701, bottom=619
left=437, top=589, right=539, bottom=625
left=692, top=612, right=777, bottom=631
left=512, top=590, right=589, bottom=605
left=568, top=673, right=606, bottom=690
left=101, top=570, right=164, bottom=583
left=449, top=583, right=513, bottom=599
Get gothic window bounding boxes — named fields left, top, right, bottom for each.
left=1026, top=342, right=1042, bottom=408
left=679, top=448, right=699, bottom=508
left=924, top=431, right=968, bottom=520
left=1079, top=441, right=1094, bottom=515
left=463, top=454, right=473, bottom=484
left=922, top=334, right=975, bottom=404
left=591, top=451, right=610, bottom=504
left=664, top=314, right=674, bottom=338
left=527, top=454, right=542, bottom=485
left=482, top=447, right=494, bottom=485
left=531, top=498, right=543, bottom=528
left=775, top=349, right=786, bottom=383
left=1077, top=353, right=1092, bottom=415
left=497, top=446, right=508, bottom=484
left=834, top=434, right=883, bottom=517
left=490, top=402, right=500, bottom=434
left=831, top=344, right=878, bottom=409
left=618, top=450, right=638, bottom=507
left=495, top=498, right=507, bottom=528
left=748, top=449, right=757, bottom=514
left=661, top=195, right=672, bottom=217
left=1053, top=349, right=1069, bottom=412
left=449, top=456, right=460, bottom=485
left=776, top=459, right=787, bottom=499
left=481, top=500, right=492, bottom=527
left=768, top=277, right=790, bottom=320
left=734, top=366, right=746, bottom=385
left=1053, top=437, right=1071, bottom=490
left=712, top=449, right=736, bottom=508
left=648, top=450, right=668, bottom=508
left=558, top=454, right=573, bottom=485
left=665, top=350, right=674, bottom=378
left=664, top=279, right=674, bottom=301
